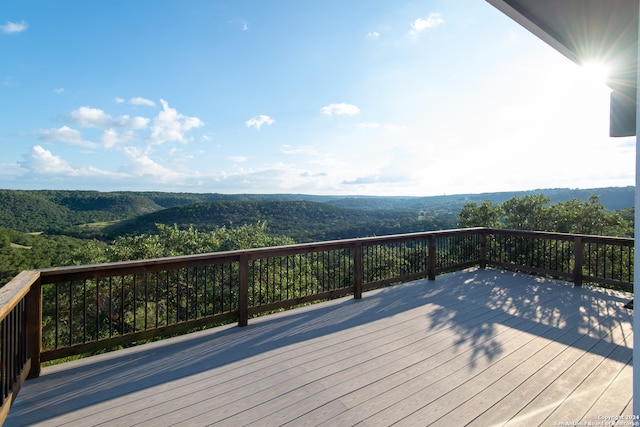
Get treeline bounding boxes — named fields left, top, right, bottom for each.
left=0, top=187, right=633, bottom=237
left=103, top=200, right=458, bottom=242
left=458, top=194, right=632, bottom=236
left=0, top=188, right=634, bottom=285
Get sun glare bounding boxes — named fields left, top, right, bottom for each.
left=580, top=61, right=611, bottom=88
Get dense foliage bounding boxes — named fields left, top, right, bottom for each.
left=102, top=200, right=458, bottom=242
left=0, top=227, right=88, bottom=283
left=73, top=222, right=295, bottom=264
left=458, top=195, right=632, bottom=236
left=0, top=189, right=162, bottom=237
left=0, top=188, right=634, bottom=286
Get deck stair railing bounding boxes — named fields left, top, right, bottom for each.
left=0, top=227, right=633, bottom=423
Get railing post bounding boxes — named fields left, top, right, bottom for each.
left=238, top=254, right=249, bottom=326
left=428, top=235, right=436, bottom=280
left=26, top=276, right=42, bottom=379
left=573, top=236, right=584, bottom=287
left=353, top=242, right=363, bottom=299
left=479, top=230, right=487, bottom=269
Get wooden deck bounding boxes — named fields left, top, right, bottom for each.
left=7, top=268, right=633, bottom=426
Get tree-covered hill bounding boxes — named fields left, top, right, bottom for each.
left=102, top=200, right=444, bottom=242
left=0, top=190, right=70, bottom=232
left=0, top=190, right=163, bottom=235
left=0, top=226, right=87, bottom=283
left=0, top=186, right=634, bottom=285
left=0, top=186, right=633, bottom=240
left=39, top=190, right=162, bottom=215
left=327, top=187, right=635, bottom=212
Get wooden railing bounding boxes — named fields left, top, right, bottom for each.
left=0, top=227, right=633, bottom=423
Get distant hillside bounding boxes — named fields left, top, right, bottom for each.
left=0, top=190, right=70, bottom=232
left=0, top=186, right=633, bottom=240
left=41, top=190, right=162, bottom=215
left=327, top=187, right=635, bottom=212
left=0, top=190, right=163, bottom=235
left=102, top=200, right=443, bottom=242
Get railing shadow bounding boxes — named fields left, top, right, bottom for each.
left=6, top=267, right=633, bottom=426
left=7, top=276, right=443, bottom=425
left=426, top=268, right=633, bottom=371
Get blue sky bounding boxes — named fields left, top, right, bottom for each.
left=1, top=1, right=634, bottom=196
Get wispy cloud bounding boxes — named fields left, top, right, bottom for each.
left=229, top=156, right=248, bottom=163
left=245, top=115, right=275, bottom=129
left=120, top=145, right=187, bottom=181
left=231, top=18, right=249, bottom=31
left=1, top=21, right=28, bottom=34
left=408, top=13, right=443, bottom=38
left=111, top=115, right=149, bottom=130
left=101, top=129, right=137, bottom=149
left=54, top=88, right=64, bottom=95
left=114, top=97, right=156, bottom=106
left=129, top=97, right=156, bottom=107
left=366, top=31, right=380, bottom=40
left=39, top=126, right=99, bottom=148
left=2, top=76, right=18, bottom=87
left=321, top=103, right=360, bottom=116
left=67, top=106, right=149, bottom=130
left=357, top=121, right=405, bottom=132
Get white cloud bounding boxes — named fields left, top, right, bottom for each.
left=19, top=145, right=120, bottom=178
left=101, top=129, right=137, bottom=148
left=53, top=88, right=64, bottom=95
left=149, top=99, right=204, bottom=144
left=111, top=115, right=149, bottom=130
left=230, top=18, right=249, bottom=31
left=245, top=115, right=275, bottom=129
left=39, top=126, right=98, bottom=148
left=229, top=156, right=248, bottom=163
left=408, top=13, right=443, bottom=37
left=21, top=145, right=75, bottom=175
left=129, top=97, right=156, bottom=107
left=321, top=103, right=360, bottom=116
left=68, top=106, right=111, bottom=127
left=1, top=21, right=27, bottom=34
left=114, top=97, right=125, bottom=104
left=366, top=31, right=380, bottom=40
left=120, top=146, right=186, bottom=181
left=68, top=106, right=148, bottom=130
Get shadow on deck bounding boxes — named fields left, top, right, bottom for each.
left=7, top=268, right=633, bottom=426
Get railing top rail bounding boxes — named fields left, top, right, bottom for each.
left=485, top=228, right=634, bottom=244
left=38, top=228, right=488, bottom=283
left=38, top=252, right=243, bottom=284
left=28, top=227, right=636, bottom=284
left=0, top=270, right=40, bottom=321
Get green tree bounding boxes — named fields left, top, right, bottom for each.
left=458, top=201, right=502, bottom=228
left=74, top=221, right=295, bottom=264
left=501, top=195, right=551, bottom=231
left=548, top=195, right=631, bottom=236
left=458, top=194, right=632, bottom=237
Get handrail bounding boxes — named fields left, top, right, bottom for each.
left=0, top=270, right=41, bottom=423
left=0, top=227, right=633, bottom=424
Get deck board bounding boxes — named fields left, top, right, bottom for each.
left=6, top=268, right=633, bottom=426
